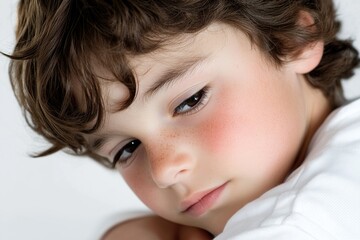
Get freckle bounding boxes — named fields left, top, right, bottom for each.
left=150, top=137, right=174, bottom=169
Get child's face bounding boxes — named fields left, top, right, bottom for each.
left=89, top=23, right=312, bottom=235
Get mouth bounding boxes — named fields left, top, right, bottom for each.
left=180, top=182, right=228, bottom=217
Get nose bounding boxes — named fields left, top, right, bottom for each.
left=146, top=142, right=194, bottom=188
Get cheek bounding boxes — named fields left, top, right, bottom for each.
left=119, top=164, right=156, bottom=207
left=192, top=82, right=306, bottom=178
left=194, top=90, right=245, bottom=156
left=120, top=167, right=175, bottom=218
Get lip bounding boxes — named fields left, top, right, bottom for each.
left=180, top=182, right=227, bottom=217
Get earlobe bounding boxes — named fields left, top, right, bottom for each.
left=291, top=40, right=324, bottom=74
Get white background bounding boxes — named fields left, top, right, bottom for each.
left=1, top=0, right=360, bottom=239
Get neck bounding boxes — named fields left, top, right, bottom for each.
left=291, top=84, right=333, bottom=173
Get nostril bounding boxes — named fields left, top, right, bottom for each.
left=175, top=169, right=188, bottom=178
left=151, top=164, right=180, bottom=189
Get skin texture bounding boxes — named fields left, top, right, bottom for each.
left=89, top=23, right=331, bottom=236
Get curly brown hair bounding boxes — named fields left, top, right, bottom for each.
left=6, top=0, right=359, bottom=168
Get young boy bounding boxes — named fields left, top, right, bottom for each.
left=7, top=0, right=360, bottom=239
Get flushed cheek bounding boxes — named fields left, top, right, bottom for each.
left=193, top=89, right=246, bottom=160
left=192, top=84, right=303, bottom=180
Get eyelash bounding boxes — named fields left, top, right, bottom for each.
left=113, top=86, right=210, bottom=167
left=173, top=86, right=210, bottom=116
left=113, top=140, right=141, bottom=167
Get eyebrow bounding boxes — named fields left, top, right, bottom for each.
left=143, top=56, right=208, bottom=100
left=88, top=56, right=208, bottom=152
left=88, top=135, right=111, bottom=152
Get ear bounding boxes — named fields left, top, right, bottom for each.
left=287, top=11, right=324, bottom=74
left=290, top=40, right=324, bottom=74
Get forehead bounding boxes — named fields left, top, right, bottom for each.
left=127, top=23, right=237, bottom=76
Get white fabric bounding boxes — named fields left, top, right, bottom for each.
left=215, top=99, right=360, bottom=240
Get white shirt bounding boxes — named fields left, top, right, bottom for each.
left=215, top=99, right=360, bottom=240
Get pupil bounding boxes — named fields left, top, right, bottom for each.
left=126, top=141, right=138, bottom=153
left=189, top=92, right=201, bottom=106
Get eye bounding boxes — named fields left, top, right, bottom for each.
left=113, top=140, right=141, bottom=167
left=174, top=87, right=209, bottom=116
